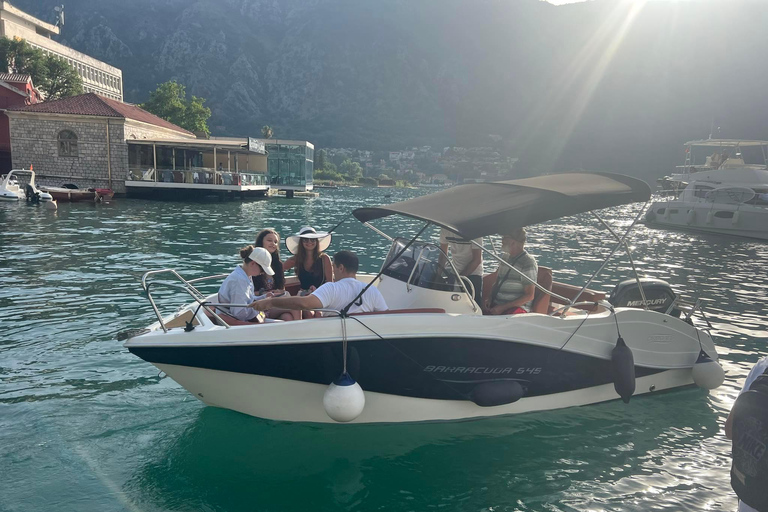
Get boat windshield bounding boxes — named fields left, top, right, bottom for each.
left=381, top=238, right=463, bottom=292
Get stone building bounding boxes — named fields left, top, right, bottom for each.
left=0, top=1, right=123, bottom=100
left=7, top=93, right=194, bottom=193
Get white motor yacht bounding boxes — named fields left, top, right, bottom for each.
left=647, top=140, right=768, bottom=240
left=0, top=169, right=53, bottom=202
left=122, top=172, right=724, bottom=424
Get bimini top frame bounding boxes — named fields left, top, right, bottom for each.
left=352, top=172, right=653, bottom=314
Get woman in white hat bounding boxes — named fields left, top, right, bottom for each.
left=283, top=226, right=333, bottom=295
left=217, top=245, right=276, bottom=322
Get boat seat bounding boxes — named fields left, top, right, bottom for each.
left=531, top=266, right=553, bottom=314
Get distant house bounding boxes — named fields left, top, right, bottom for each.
left=0, top=73, right=41, bottom=171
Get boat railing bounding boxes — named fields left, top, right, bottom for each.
left=141, top=269, right=230, bottom=333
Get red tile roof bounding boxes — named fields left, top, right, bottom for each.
left=8, top=93, right=194, bottom=135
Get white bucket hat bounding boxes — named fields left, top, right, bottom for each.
left=285, top=226, right=332, bottom=255
left=248, top=246, right=275, bottom=275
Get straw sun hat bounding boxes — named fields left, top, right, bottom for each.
left=285, top=226, right=332, bottom=255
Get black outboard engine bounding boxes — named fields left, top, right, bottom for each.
left=608, top=278, right=679, bottom=317
left=25, top=183, right=40, bottom=203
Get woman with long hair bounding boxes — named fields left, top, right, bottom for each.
left=253, top=228, right=299, bottom=321
left=283, top=226, right=334, bottom=294
left=217, top=245, right=274, bottom=322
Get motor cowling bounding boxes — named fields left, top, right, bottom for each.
left=608, top=278, right=679, bottom=316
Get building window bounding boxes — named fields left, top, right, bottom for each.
left=58, top=130, right=78, bottom=157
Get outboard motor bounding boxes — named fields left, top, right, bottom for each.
left=608, top=278, right=679, bottom=317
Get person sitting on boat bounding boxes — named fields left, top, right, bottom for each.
left=438, top=228, right=483, bottom=305
left=253, top=229, right=300, bottom=321
left=251, top=250, right=388, bottom=315
left=217, top=245, right=274, bottom=322
left=283, top=226, right=334, bottom=294
left=482, top=228, right=538, bottom=315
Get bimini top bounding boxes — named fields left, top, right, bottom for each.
left=353, top=172, right=651, bottom=239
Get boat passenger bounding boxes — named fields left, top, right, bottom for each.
left=254, top=229, right=300, bottom=321
left=438, top=228, right=483, bottom=305
left=482, top=228, right=538, bottom=315
left=283, top=226, right=334, bottom=294
left=251, top=250, right=387, bottom=315
left=217, top=245, right=274, bottom=322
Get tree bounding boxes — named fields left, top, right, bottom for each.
left=43, top=56, right=83, bottom=100
left=340, top=158, right=363, bottom=181
left=315, top=149, right=327, bottom=170
left=141, top=80, right=211, bottom=136
left=0, top=37, right=83, bottom=100
left=261, top=125, right=273, bottom=139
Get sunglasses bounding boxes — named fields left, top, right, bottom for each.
left=301, top=238, right=317, bottom=243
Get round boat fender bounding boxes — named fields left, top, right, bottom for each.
left=611, top=336, right=635, bottom=403
left=730, top=374, right=768, bottom=511
left=733, top=210, right=740, bottom=226
left=706, top=210, right=714, bottom=225
left=691, top=351, right=725, bottom=390
left=470, top=380, right=525, bottom=407
left=323, top=372, right=365, bottom=422
left=686, top=209, right=696, bottom=225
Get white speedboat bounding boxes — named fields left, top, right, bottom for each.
left=123, top=172, right=724, bottom=424
left=647, top=140, right=768, bottom=240
left=0, top=169, right=53, bottom=202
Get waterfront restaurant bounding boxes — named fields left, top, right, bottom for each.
left=264, top=139, right=314, bottom=191
left=125, top=137, right=269, bottom=199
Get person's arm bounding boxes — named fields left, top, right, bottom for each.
left=282, top=256, right=296, bottom=272
left=321, top=253, right=333, bottom=283
left=252, top=294, right=322, bottom=312
left=461, top=247, right=482, bottom=277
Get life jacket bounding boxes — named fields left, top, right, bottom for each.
left=731, top=370, right=768, bottom=511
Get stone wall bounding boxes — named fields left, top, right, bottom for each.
left=8, top=114, right=129, bottom=193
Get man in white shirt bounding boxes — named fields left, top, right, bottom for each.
left=251, top=250, right=388, bottom=315
left=439, top=228, right=483, bottom=305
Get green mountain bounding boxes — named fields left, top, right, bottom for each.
left=15, top=0, right=768, bottom=178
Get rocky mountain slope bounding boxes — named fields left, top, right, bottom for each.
left=15, top=0, right=768, bottom=177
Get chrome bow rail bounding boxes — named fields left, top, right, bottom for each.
left=141, top=269, right=231, bottom=333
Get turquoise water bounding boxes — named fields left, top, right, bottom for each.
left=1, top=188, right=766, bottom=511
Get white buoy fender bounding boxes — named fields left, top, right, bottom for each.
left=323, top=372, right=365, bottom=422
left=686, top=209, right=696, bottom=225
left=611, top=336, right=635, bottom=403
left=692, top=351, right=725, bottom=390
left=706, top=211, right=713, bottom=224
left=45, top=199, right=57, bottom=210
left=733, top=210, right=740, bottom=226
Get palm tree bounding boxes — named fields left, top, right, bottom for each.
left=261, top=125, right=273, bottom=139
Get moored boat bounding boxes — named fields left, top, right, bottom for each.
left=122, top=172, right=724, bottom=424
left=41, top=184, right=115, bottom=202
left=0, top=169, right=53, bottom=202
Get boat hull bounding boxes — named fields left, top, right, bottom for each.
left=126, top=309, right=717, bottom=423
left=151, top=363, right=694, bottom=423
left=646, top=201, right=768, bottom=240
left=43, top=187, right=115, bottom=202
